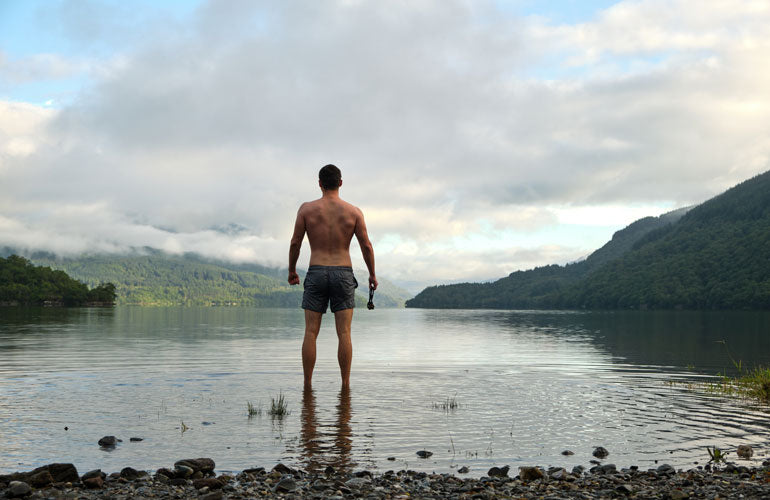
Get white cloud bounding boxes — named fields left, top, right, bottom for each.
left=2, top=0, right=770, bottom=288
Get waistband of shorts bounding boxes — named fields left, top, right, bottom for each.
left=307, top=265, right=353, bottom=271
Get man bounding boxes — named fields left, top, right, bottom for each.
left=288, top=164, right=377, bottom=389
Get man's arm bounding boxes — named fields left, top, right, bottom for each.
left=288, top=205, right=306, bottom=285
left=354, top=207, right=377, bottom=290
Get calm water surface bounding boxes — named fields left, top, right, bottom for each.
left=1, top=307, right=770, bottom=476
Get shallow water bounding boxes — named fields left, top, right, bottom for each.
left=1, top=307, right=769, bottom=477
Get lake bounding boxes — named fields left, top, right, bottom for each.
left=1, top=307, right=769, bottom=477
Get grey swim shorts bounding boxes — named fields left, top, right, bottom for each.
left=302, top=265, right=358, bottom=313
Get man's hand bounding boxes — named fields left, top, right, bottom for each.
left=288, top=271, right=300, bottom=285
left=369, top=275, right=378, bottom=290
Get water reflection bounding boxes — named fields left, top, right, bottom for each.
left=299, top=388, right=354, bottom=474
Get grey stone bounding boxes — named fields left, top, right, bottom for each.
left=549, top=468, right=568, bottom=480
left=174, top=465, right=194, bottom=478
left=593, top=446, right=609, bottom=459
left=487, top=465, right=509, bottom=477
left=273, top=477, right=297, bottom=492
left=98, top=436, right=117, bottom=447
left=457, top=466, right=470, bottom=474
left=7, top=481, right=32, bottom=498
left=600, top=464, right=617, bottom=474
left=345, top=477, right=370, bottom=488
left=561, top=450, right=575, bottom=456
left=571, top=465, right=585, bottom=476
left=173, top=458, right=215, bottom=474
left=737, top=445, right=753, bottom=459
left=416, top=450, right=433, bottom=458
left=657, top=464, right=676, bottom=475
left=81, top=469, right=103, bottom=481
left=129, top=437, right=143, bottom=442
left=616, top=484, right=633, bottom=495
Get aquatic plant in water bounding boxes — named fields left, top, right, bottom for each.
left=269, top=392, right=290, bottom=417
left=247, top=400, right=263, bottom=416
left=706, top=446, right=727, bottom=464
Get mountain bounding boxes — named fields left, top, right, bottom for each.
left=23, top=253, right=411, bottom=307
left=407, top=170, right=770, bottom=310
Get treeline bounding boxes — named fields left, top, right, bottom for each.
left=29, top=254, right=410, bottom=307
left=407, top=170, right=770, bottom=311
left=0, top=255, right=116, bottom=306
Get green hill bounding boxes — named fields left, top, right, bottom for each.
left=407, top=170, right=770, bottom=310
left=28, top=253, right=410, bottom=307
left=0, top=255, right=116, bottom=306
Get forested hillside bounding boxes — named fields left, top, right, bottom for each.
left=28, top=253, right=410, bottom=307
left=407, top=170, right=770, bottom=310
left=0, top=255, right=116, bottom=306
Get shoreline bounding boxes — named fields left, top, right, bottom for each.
left=3, top=458, right=770, bottom=499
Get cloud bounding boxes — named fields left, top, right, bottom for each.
left=2, top=0, right=770, bottom=287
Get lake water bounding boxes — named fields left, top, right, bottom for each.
left=2, top=307, right=770, bottom=477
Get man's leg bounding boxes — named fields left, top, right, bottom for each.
left=333, top=308, right=354, bottom=388
left=302, top=310, right=323, bottom=390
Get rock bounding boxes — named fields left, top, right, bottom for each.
left=200, top=492, right=223, bottom=500
left=82, top=477, right=104, bottom=489
left=6, top=481, right=31, bottom=498
left=345, top=477, right=370, bottom=488
left=243, top=467, right=265, bottom=475
left=273, top=477, right=297, bottom=493
left=670, top=489, right=689, bottom=499
left=201, top=421, right=215, bottom=425
left=457, top=466, right=470, bottom=474
left=657, top=464, right=676, bottom=475
left=593, top=446, right=609, bottom=459
left=416, top=450, right=433, bottom=458
left=561, top=450, right=575, bottom=456
left=120, top=467, right=144, bottom=480
left=272, top=463, right=297, bottom=476
left=174, top=465, right=194, bottom=478
left=129, top=437, right=143, bottom=442
left=616, top=484, right=634, bottom=495
left=571, top=465, right=585, bottom=476
left=549, top=468, right=568, bottom=480
left=81, top=469, right=104, bottom=481
left=324, top=465, right=335, bottom=475
left=487, top=465, right=509, bottom=477
left=26, top=470, right=53, bottom=488
left=387, top=457, right=396, bottom=461
left=519, top=466, right=544, bottom=481
left=168, top=478, right=189, bottom=486
left=600, top=464, right=617, bottom=474
left=193, top=477, right=227, bottom=490
left=49, top=463, right=79, bottom=483
left=155, top=468, right=175, bottom=479
left=174, top=458, right=215, bottom=474
left=98, top=436, right=118, bottom=447
left=737, top=445, right=753, bottom=459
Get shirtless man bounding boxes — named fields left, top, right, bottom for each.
left=288, top=164, right=377, bottom=389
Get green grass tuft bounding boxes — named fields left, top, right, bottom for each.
left=433, top=395, right=460, bottom=411
left=269, top=392, right=290, bottom=417
left=247, top=400, right=263, bottom=417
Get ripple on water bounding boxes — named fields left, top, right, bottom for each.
left=1, top=307, right=769, bottom=475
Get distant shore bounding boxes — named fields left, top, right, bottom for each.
left=3, top=458, right=770, bottom=499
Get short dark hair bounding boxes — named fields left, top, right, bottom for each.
left=319, top=164, right=342, bottom=190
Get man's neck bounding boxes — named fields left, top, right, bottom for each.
left=321, top=189, right=341, bottom=199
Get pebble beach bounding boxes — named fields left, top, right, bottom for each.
left=3, top=457, right=770, bottom=499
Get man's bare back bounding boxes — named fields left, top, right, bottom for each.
left=296, top=197, right=359, bottom=268
left=287, top=164, right=376, bottom=389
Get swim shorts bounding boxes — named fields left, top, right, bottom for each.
left=302, top=265, right=358, bottom=313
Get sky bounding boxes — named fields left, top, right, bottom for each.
left=1, top=0, right=769, bottom=291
